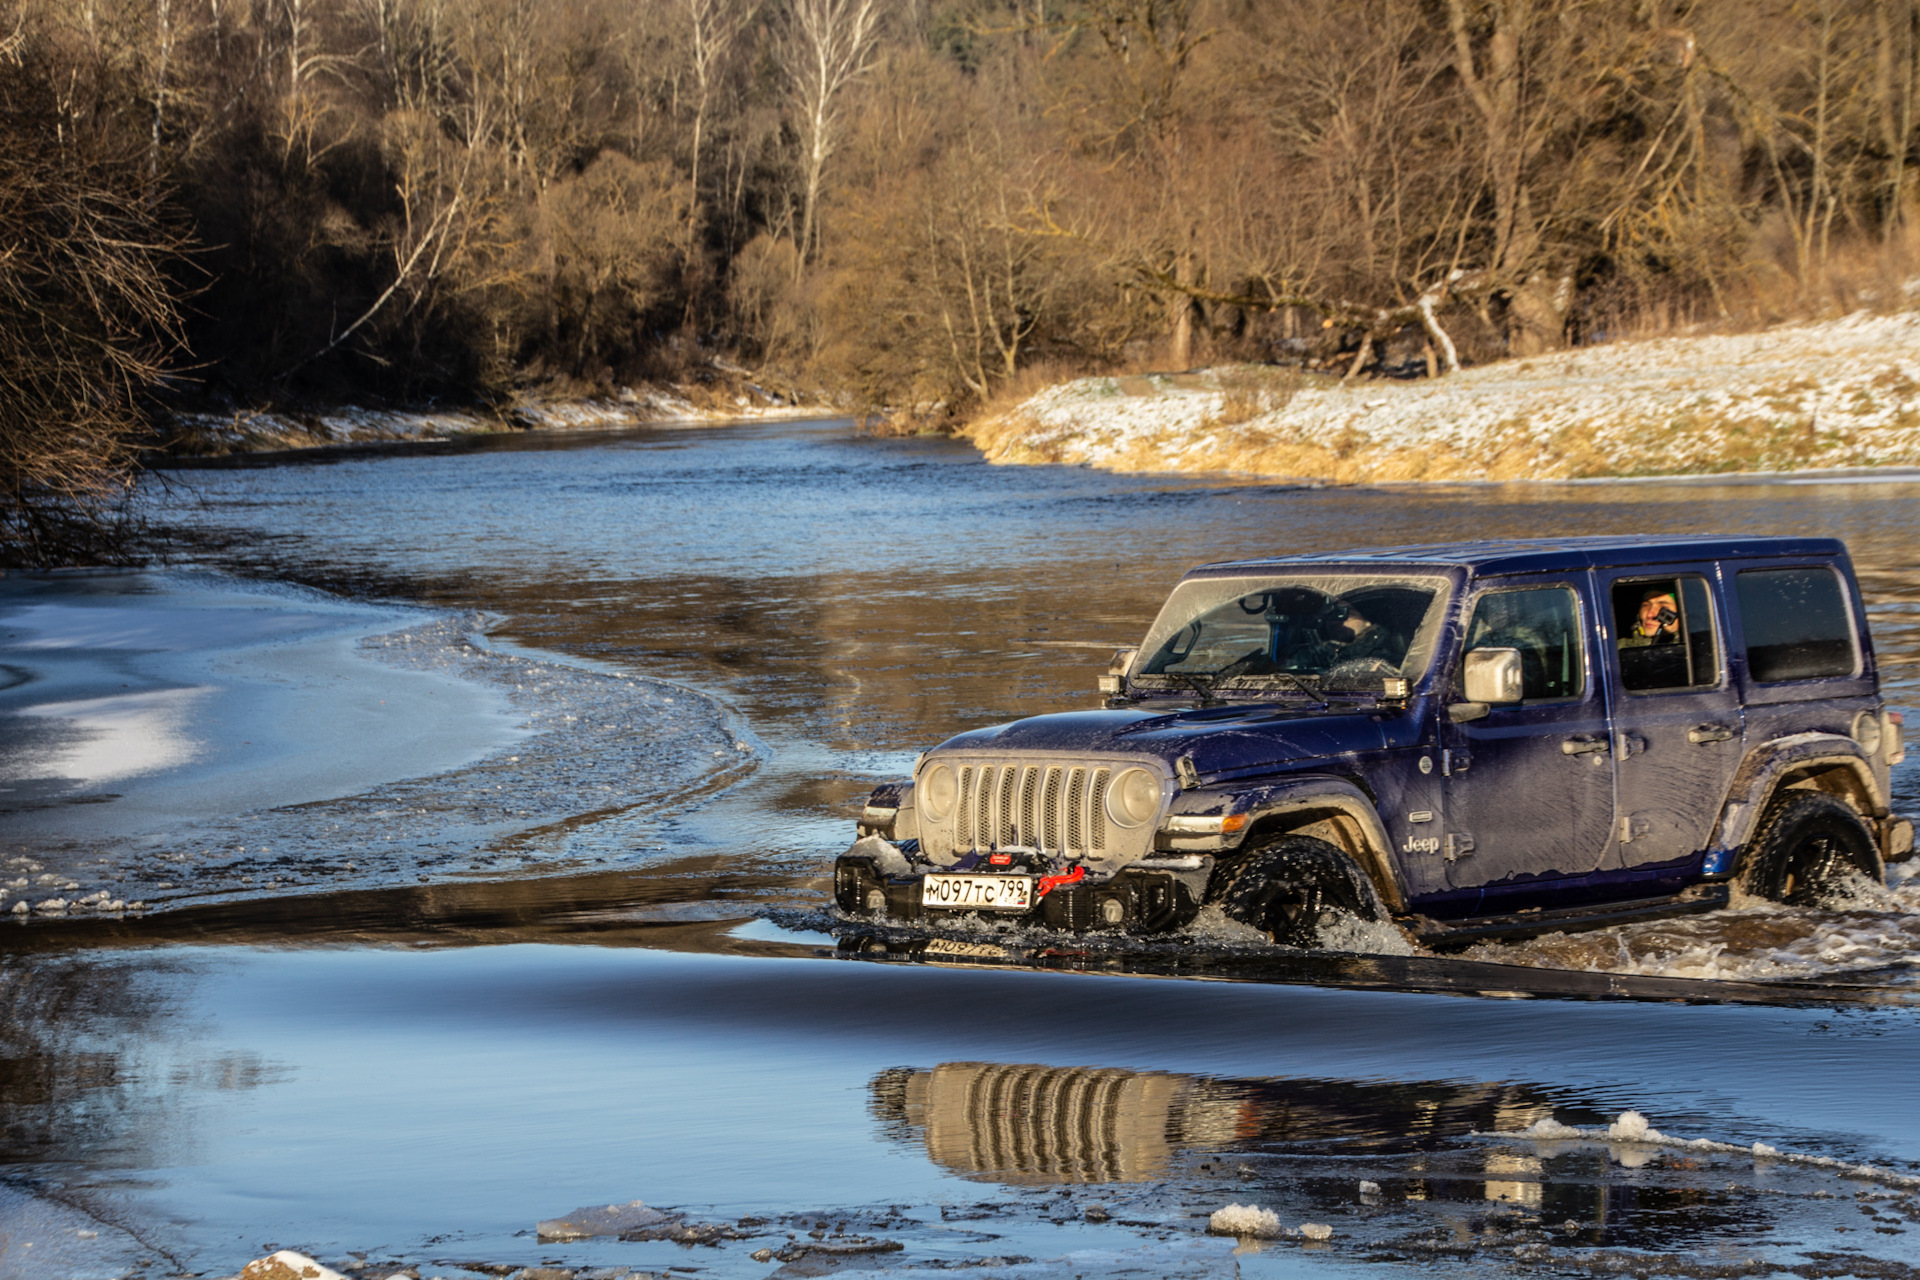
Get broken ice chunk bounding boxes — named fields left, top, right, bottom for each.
left=1300, top=1222, right=1333, bottom=1241
left=1606, top=1110, right=1663, bottom=1143
left=536, top=1199, right=673, bottom=1241
left=1207, top=1204, right=1283, bottom=1238
left=233, top=1251, right=351, bottom=1280
left=1523, top=1117, right=1582, bottom=1139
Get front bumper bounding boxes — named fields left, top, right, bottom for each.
left=833, top=840, right=1208, bottom=933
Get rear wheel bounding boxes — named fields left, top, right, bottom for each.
left=1214, top=835, right=1386, bottom=948
left=1739, top=791, right=1882, bottom=906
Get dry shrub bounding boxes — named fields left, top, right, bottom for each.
left=0, top=16, right=189, bottom=565
left=1206, top=365, right=1306, bottom=427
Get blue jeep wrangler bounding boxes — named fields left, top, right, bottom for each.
left=835, top=536, right=1913, bottom=947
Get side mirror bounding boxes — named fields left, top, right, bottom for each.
left=1099, top=646, right=1138, bottom=696
left=1462, top=647, right=1525, bottom=705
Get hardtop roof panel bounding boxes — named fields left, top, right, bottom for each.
left=1187, top=535, right=1847, bottom=579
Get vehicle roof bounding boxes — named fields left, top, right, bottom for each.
left=1188, top=535, right=1849, bottom=579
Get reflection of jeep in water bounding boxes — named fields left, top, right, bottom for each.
left=836, top=537, right=1912, bottom=947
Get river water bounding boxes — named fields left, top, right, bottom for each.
left=6, top=420, right=1920, bottom=1280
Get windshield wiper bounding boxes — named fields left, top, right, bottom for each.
left=1175, top=673, right=1219, bottom=706
left=1270, top=670, right=1330, bottom=708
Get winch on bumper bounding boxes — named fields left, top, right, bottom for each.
left=832, top=775, right=1233, bottom=932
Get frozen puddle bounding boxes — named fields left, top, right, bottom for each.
left=15, top=686, right=213, bottom=785
left=0, top=571, right=753, bottom=914
left=0, top=572, right=521, bottom=827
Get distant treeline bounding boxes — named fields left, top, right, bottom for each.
left=2, top=0, right=1919, bottom=555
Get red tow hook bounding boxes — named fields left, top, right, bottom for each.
left=1035, top=864, right=1085, bottom=899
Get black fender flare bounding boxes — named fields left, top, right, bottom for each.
left=1707, top=733, right=1885, bottom=873
left=1197, top=775, right=1406, bottom=914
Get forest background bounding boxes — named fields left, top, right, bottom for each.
left=2, top=0, right=1919, bottom=559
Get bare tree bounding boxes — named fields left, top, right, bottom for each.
left=681, top=0, right=755, bottom=254
left=781, top=0, right=882, bottom=265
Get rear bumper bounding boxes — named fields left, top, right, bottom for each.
left=833, top=844, right=1207, bottom=933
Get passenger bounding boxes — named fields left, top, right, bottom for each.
left=1620, top=587, right=1681, bottom=649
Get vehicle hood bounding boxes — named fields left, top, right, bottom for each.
left=930, top=703, right=1391, bottom=779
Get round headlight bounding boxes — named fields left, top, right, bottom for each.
left=1854, top=711, right=1884, bottom=758
left=920, top=763, right=957, bottom=820
left=1106, top=767, right=1162, bottom=828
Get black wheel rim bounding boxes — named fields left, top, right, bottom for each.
left=1782, top=829, right=1854, bottom=902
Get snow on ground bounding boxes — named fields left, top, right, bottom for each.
left=166, top=380, right=836, bottom=455
left=964, top=310, right=1920, bottom=482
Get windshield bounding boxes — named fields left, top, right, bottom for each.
left=1132, top=573, right=1452, bottom=695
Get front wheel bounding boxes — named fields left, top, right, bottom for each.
left=1739, top=791, right=1882, bottom=906
left=1213, top=835, right=1387, bottom=948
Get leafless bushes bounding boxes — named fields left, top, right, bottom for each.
left=8, top=0, right=1920, bottom=561
left=0, top=9, right=188, bottom=566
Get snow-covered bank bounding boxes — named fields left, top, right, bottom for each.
left=963, top=310, right=1920, bottom=483
left=165, top=379, right=837, bottom=456
left=0, top=572, right=751, bottom=914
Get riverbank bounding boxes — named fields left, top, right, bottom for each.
left=163, top=373, right=839, bottom=456
left=961, top=310, right=1920, bottom=483
left=0, top=571, right=752, bottom=916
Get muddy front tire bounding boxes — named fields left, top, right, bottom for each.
left=1739, top=791, right=1882, bottom=906
left=1214, top=835, right=1387, bottom=948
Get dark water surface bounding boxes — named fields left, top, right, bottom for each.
left=7, top=421, right=1920, bottom=1279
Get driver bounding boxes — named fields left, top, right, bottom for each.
left=1296, top=599, right=1406, bottom=672
left=1620, top=587, right=1680, bottom=649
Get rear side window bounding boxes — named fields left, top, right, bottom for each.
left=1735, top=566, right=1858, bottom=682
left=1465, top=586, right=1585, bottom=700
left=1609, top=576, right=1720, bottom=692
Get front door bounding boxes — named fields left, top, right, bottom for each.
left=1440, top=580, right=1618, bottom=895
left=1601, top=567, right=1745, bottom=872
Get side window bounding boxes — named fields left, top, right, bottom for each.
left=1610, top=576, right=1720, bottom=692
left=1465, top=586, right=1584, bottom=700
left=1736, top=566, right=1858, bottom=682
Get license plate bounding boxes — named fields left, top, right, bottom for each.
left=921, top=874, right=1033, bottom=911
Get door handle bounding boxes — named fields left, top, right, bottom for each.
left=1561, top=735, right=1610, bottom=755
left=1687, top=725, right=1735, bottom=744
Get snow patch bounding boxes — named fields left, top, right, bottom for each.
left=967, top=311, right=1920, bottom=483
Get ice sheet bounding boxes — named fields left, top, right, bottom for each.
left=0, top=572, right=524, bottom=837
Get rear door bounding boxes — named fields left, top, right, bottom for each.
left=1600, top=565, right=1745, bottom=871
left=1439, top=578, right=1617, bottom=892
